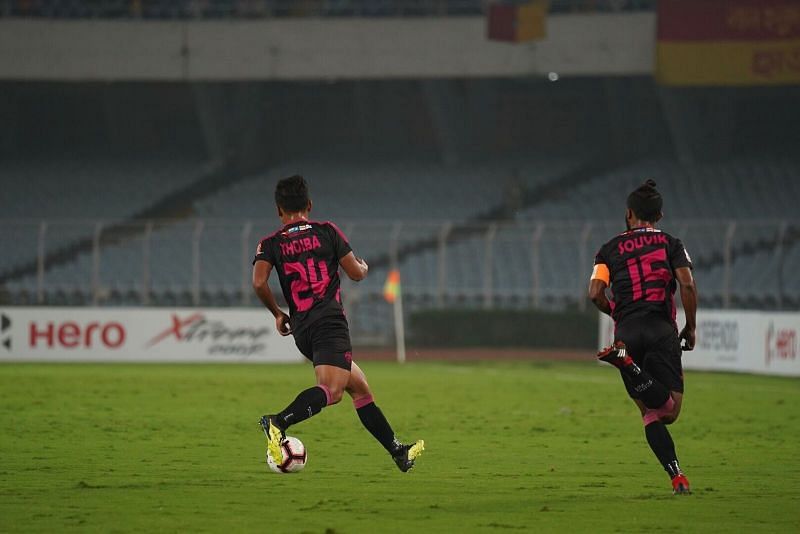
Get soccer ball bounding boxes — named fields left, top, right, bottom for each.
left=267, top=436, right=307, bottom=473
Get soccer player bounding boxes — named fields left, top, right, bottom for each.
left=588, top=179, right=697, bottom=495
left=252, top=175, right=424, bottom=472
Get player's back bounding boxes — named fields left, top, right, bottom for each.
left=594, top=227, right=692, bottom=327
left=254, top=220, right=352, bottom=332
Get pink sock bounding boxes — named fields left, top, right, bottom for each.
left=643, top=397, right=675, bottom=425
left=317, top=384, right=334, bottom=406
left=353, top=394, right=374, bottom=409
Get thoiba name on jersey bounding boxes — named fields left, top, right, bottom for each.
left=280, top=236, right=322, bottom=257
left=618, top=234, right=669, bottom=255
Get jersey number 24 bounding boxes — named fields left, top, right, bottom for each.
left=284, top=259, right=331, bottom=312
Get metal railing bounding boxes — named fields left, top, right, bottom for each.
left=1, top=218, right=798, bottom=312
left=1, top=0, right=657, bottom=19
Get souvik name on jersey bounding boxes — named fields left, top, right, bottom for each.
left=592, top=227, right=692, bottom=327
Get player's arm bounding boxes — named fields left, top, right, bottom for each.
left=252, top=259, right=291, bottom=336
left=588, top=263, right=612, bottom=316
left=675, top=266, right=697, bottom=350
left=339, top=251, right=368, bottom=282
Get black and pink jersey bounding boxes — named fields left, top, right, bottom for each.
left=253, top=220, right=352, bottom=334
left=592, top=227, right=692, bottom=328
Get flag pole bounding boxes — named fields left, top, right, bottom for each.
left=387, top=223, right=406, bottom=364
left=393, top=281, right=406, bottom=364
left=383, top=268, right=406, bottom=364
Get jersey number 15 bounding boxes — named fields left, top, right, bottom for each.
left=625, top=249, right=670, bottom=302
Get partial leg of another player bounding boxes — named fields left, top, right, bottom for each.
left=346, top=362, right=424, bottom=472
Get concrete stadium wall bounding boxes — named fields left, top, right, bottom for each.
left=0, top=13, right=655, bottom=81
left=599, top=310, right=800, bottom=377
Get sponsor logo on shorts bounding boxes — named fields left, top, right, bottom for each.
left=634, top=379, right=653, bottom=393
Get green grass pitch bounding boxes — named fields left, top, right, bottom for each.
left=1, top=361, right=798, bottom=533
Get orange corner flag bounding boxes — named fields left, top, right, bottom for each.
left=383, top=270, right=401, bottom=303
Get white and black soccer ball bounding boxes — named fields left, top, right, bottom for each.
left=267, top=436, right=307, bottom=474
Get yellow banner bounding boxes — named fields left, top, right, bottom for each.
left=516, top=2, right=548, bottom=42
left=657, top=39, right=800, bottom=86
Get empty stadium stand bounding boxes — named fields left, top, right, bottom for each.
left=0, top=157, right=205, bottom=278
left=1, top=0, right=797, bottom=351
left=515, top=156, right=800, bottom=222
left=1, top=152, right=797, bottom=344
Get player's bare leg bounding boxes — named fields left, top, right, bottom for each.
left=633, top=398, right=646, bottom=417
left=659, top=392, right=682, bottom=425
left=346, top=362, right=424, bottom=472
left=314, top=364, right=350, bottom=405
left=259, top=364, right=348, bottom=464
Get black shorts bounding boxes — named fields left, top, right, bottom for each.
left=614, top=315, right=684, bottom=397
left=293, top=315, right=353, bottom=371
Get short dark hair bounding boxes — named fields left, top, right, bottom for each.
left=275, top=175, right=310, bottom=213
left=626, top=179, right=663, bottom=222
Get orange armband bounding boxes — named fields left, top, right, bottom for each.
left=591, top=263, right=610, bottom=284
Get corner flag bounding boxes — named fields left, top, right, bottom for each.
left=383, top=269, right=406, bottom=363
left=383, top=269, right=401, bottom=303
